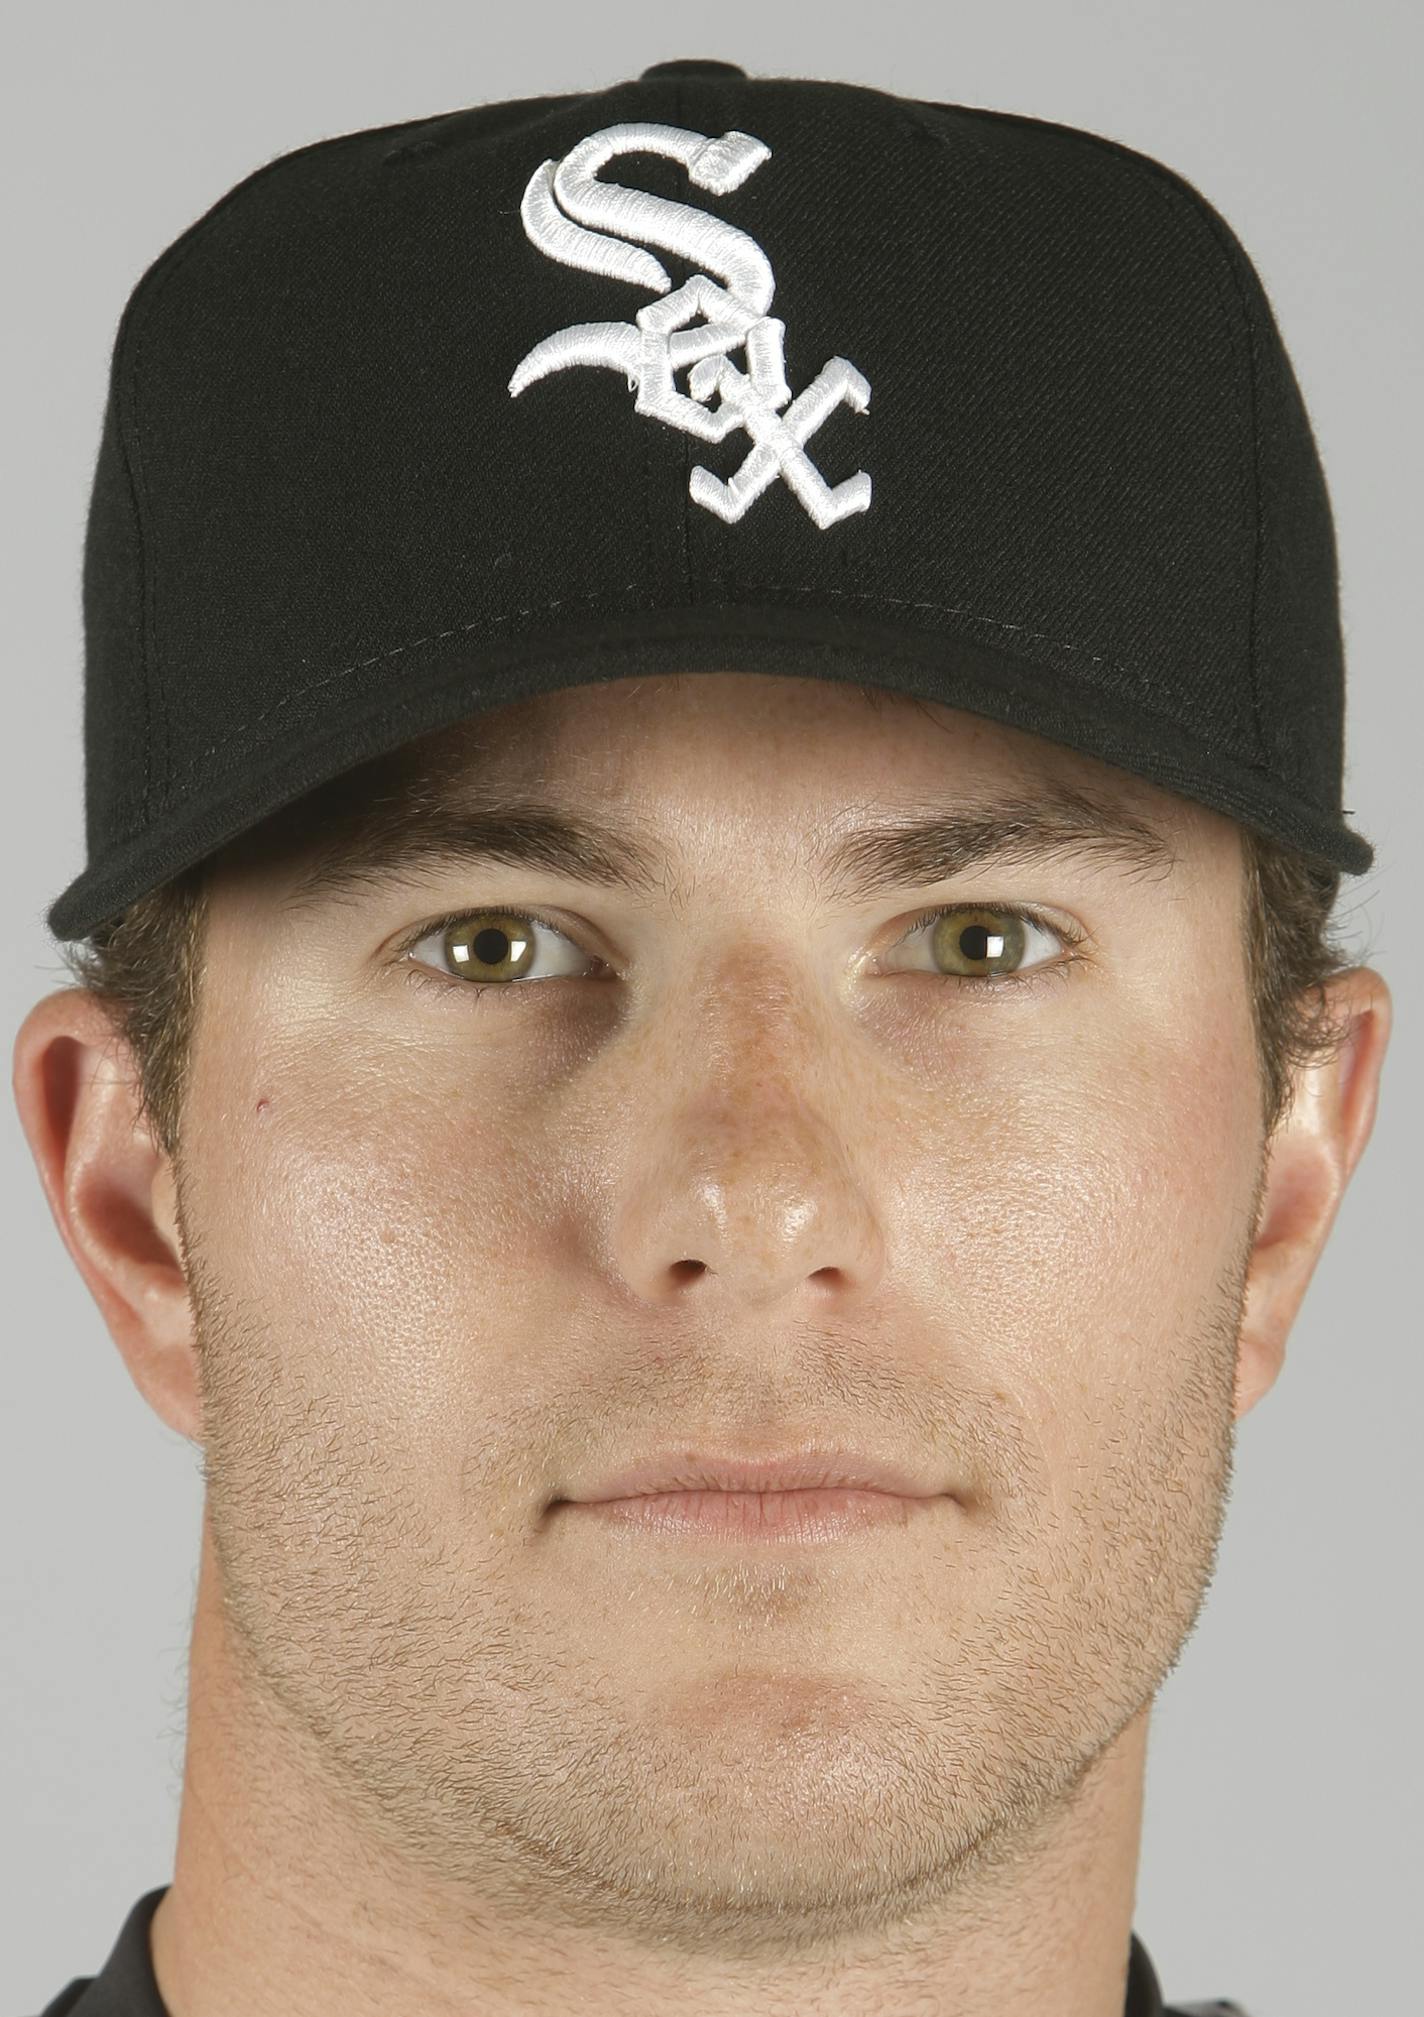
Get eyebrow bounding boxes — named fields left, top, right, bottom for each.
left=278, top=775, right=1179, bottom=916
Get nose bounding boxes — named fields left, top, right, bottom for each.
left=606, top=958, right=887, bottom=1313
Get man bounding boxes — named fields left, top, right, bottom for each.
left=13, top=58, right=1390, bottom=2017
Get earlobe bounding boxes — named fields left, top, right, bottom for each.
left=1234, top=965, right=1392, bottom=1419
left=11, top=986, right=204, bottom=1443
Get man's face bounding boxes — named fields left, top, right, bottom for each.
left=176, top=671, right=1258, bottom=1944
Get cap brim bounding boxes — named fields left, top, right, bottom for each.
left=45, top=600, right=1374, bottom=943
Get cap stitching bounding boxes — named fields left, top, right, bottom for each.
left=148, top=586, right=1179, bottom=792
left=84, top=604, right=1369, bottom=892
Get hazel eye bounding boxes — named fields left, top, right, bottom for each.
left=889, top=903, right=1074, bottom=982
left=397, top=899, right=1084, bottom=1004
left=406, top=909, right=598, bottom=989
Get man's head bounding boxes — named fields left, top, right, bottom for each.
left=13, top=671, right=1389, bottom=1967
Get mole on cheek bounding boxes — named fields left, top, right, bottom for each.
left=254, top=1097, right=272, bottom=1118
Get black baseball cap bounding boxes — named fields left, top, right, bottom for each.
left=46, top=55, right=1373, bottom=945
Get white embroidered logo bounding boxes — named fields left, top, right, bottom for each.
left=508, top=120, right=871, bottom=529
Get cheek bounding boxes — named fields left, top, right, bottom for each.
left=189, top=960, right=1259, bottom=1470
left=903, top=998, right=1260, bottom=1392
left=191, top=1049, right=541, bottom=1451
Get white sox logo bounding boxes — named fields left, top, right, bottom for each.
left=508, top=121, right=872, bottom=530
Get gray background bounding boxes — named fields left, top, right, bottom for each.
left=3, top=4, right=1417, bottom=2012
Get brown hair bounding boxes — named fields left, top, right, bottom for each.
left=53, top=697, right=1363, bottom=1167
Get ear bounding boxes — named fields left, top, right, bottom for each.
left=1235, top=965, right=1392, bottom=1419
left=11, top=986, right=202, bottom=1442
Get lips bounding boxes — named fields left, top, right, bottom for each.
left=562, top=1447, right=948, bottom=1504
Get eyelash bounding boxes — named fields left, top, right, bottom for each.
left=394, top=902, right=1088, bottom=1005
